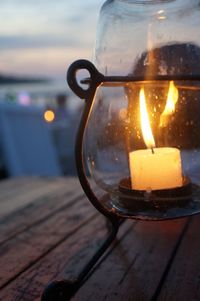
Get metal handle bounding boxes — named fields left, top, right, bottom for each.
left=67, top=60, right=104, bottom=99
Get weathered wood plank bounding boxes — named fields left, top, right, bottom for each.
left=157, top=215, right=200, bottom=301
left=0, top=193, right=96, bottom=289
left=0, top=177, right=191, bottom=301
left=0, top=178, right=83, bottom=245
left=0, top=217, right=133, bottom=300
left=72, top=218, right=188, bottom=301
left=0, top=177, right=47, bottom=204
left=0, top=177, right=34, bottom=197
left=0, top=178, right=48, bottom=219
left=0, top=177, right=77, bottom=218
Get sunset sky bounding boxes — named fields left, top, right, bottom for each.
left=0, top=0, right=104, bottom=79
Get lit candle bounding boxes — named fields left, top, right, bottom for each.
left=129, top=87, right=183, bottom=191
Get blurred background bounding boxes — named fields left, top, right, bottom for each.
left=0, top=0, right=104, bottom=178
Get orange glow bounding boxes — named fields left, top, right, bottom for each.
left=44, top=110, right=55, bottom=123
left=119, top=108, right=127, bottom=120
left=139, top=88, right=155, bottom=149
left=160, top=81, right=178, bottom=127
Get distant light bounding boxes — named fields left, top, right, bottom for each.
left=157, top=9, right=166, bottom=20
left=157, top=10, right=164, bottom=14
left=158, top=15, right=167, bottom=20
left=44, top=110, right=55, bottom=122
left=18, top=91, right=31, bottom=106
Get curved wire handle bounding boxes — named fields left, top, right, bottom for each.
left=67, top=59, right=104, bottom=99
left=67, top=60, right=119, bottom=223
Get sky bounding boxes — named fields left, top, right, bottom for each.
left=0, top=0, right=105, bottom=79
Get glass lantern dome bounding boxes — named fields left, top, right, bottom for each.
left=70, top=0, right=200, bottom=220
left=93, top=0, right=200, bottom=76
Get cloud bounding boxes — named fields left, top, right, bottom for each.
left=0, top=46, right=91, bottom=78
left=0, top=34, right=90, bottom=50
left=0, top=0, right=104, bottom=77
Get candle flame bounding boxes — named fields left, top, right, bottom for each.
left=139, top=88, right=155, bottom=149
left=160, top=81, right=178, bottom=127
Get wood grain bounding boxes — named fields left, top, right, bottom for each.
left=0, top=177, right=77, bottom=218
left=0, top=216, right=131, bottom=301
left=0, top=177, right=197, bottom=301
left=73, top=219, right=187, bottom=301
left=157, top=215, right=200, bottom=301
left=0, top=193, right=96, bottom=288
left=0, top=178, right=83, bottom=245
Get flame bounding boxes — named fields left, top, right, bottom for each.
left=139, top=88, right=155, bottom=149
left=160, top=81, right=178, bottom=127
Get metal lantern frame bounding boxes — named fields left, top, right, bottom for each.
left=42, top=59, right=200, bottom=301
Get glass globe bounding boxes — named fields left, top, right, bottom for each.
left=94, top=0, right=200, bottom=76
left=83, top=0, right=200, bottom=219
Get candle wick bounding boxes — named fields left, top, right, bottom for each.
left=151, top=147, right=154, bottom=154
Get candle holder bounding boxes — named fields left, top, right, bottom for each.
left=42, top=60, right=200, bottom=301
left=66, top=59, right=200, bottom=221
left=42, top=0, right=200, bottom=300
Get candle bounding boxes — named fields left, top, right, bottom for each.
left=129, top=147, right=182, bottom=190
left=129, top=87, right=183, bottom=191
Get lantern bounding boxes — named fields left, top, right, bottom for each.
left=42, top=0, right=200, bottom=300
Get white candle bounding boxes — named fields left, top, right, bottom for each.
left=129, top=147, right=182, bottom=190
left=129, top=87, right=183, bottom=191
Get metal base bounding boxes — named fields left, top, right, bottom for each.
left=41, top=218, right=120, bottom=301
left=41, top=280, right=77, bottom=301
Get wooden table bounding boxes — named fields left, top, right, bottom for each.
left=0, top=176, right=200, bottom=301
